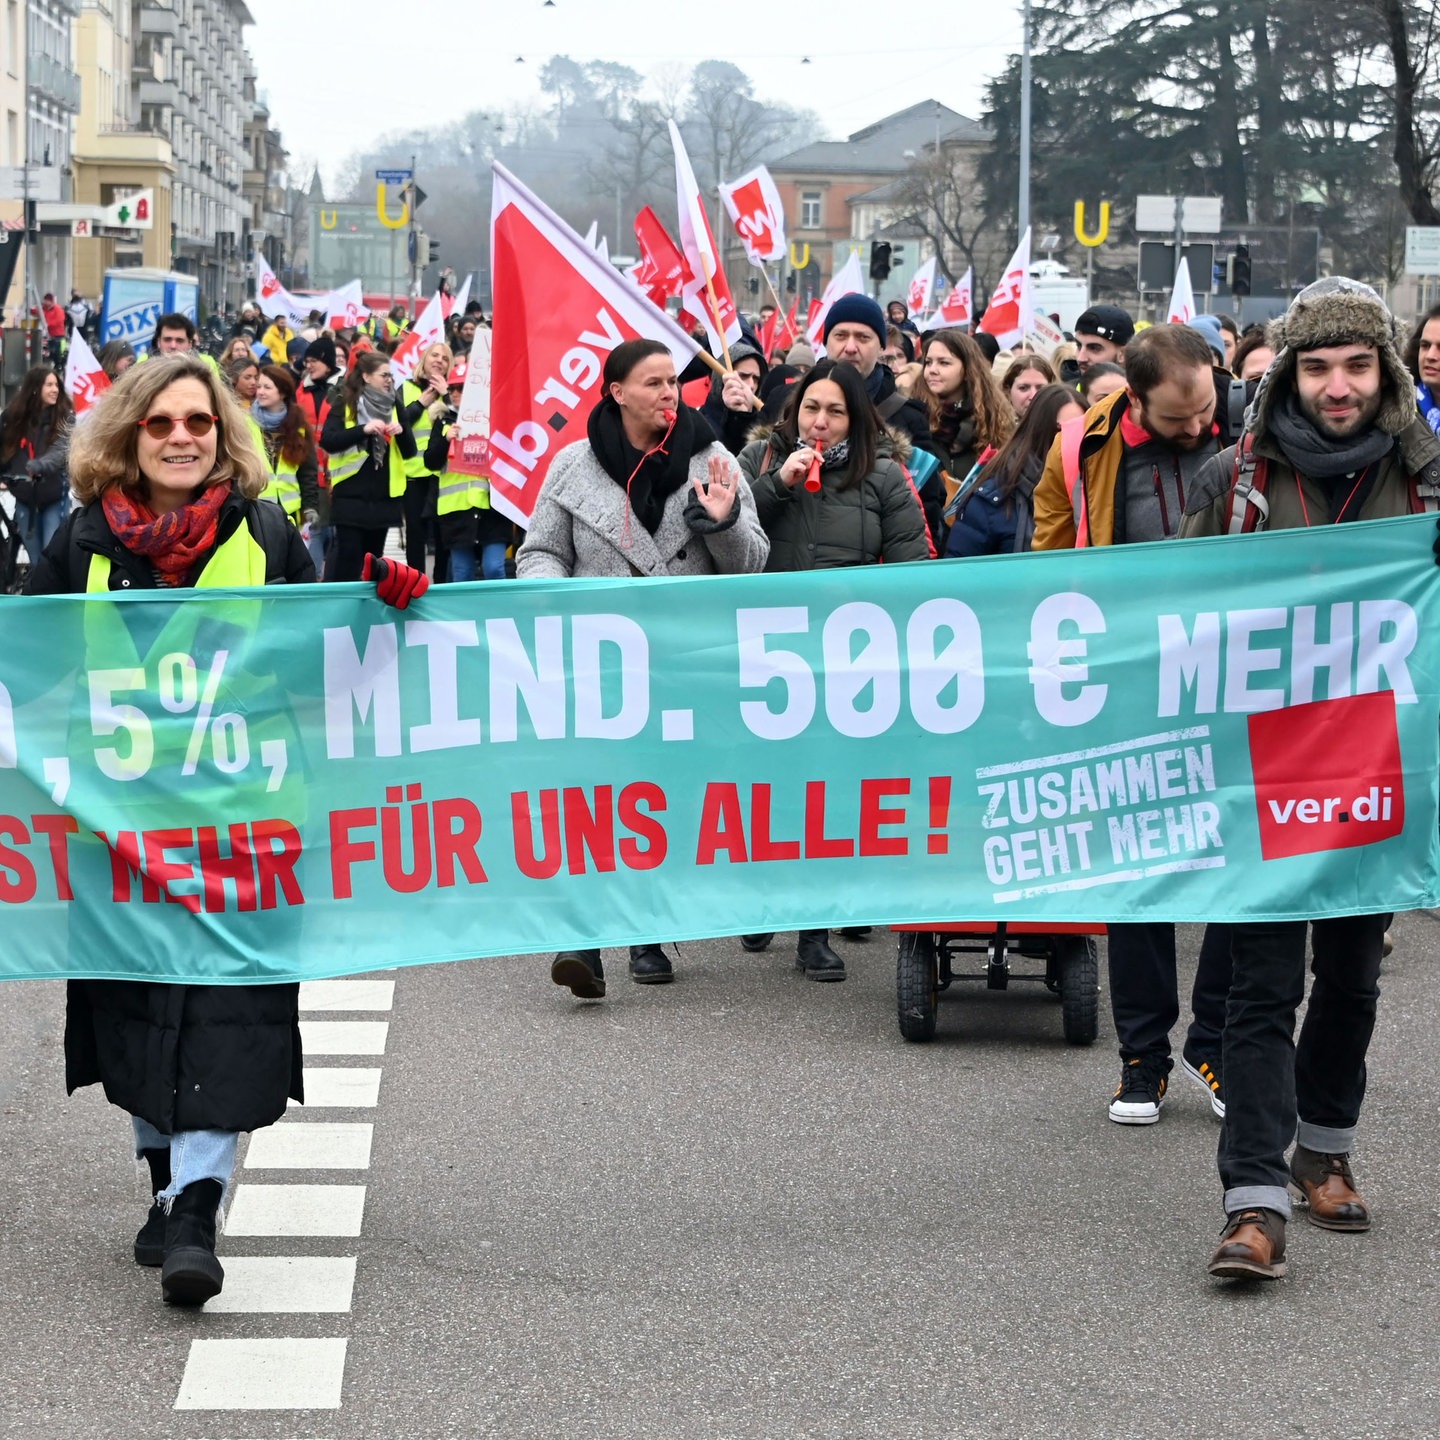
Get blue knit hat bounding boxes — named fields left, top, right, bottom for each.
left=822, top=293, right=887, bottom=346
left=1187, top=314, right=1226, bottom=363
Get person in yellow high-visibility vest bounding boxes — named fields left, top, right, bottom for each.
left=319, top=350, right=418, bottom=581
left=246, top=364, right=319, bottom=527
left=383, top=305, right=409, bottom=345
left=397, top=341, right=453, bottom=576
left=424, top=360, right=513, bottom=581
left=24, top=352, right=314, bottom=1309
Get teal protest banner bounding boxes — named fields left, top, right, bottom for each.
left=1, top=516, right=1436, bottom=983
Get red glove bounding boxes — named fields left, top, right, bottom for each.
left=362, top=553, right=430, bottom=610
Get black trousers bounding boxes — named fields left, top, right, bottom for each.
left=1105, top=921, right=1233, bottom=1070
left=1217, top=914, right=1384, bottom=1205
left=402, top=479, right=431, bottom=573
left=330, top=525, right=390, bottom=583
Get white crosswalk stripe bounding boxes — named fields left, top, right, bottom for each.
left=244, top=1121, right=374, bottom=1169
left=225, top=1182, right=368, bottom=1236
left=202, top=1256, right=358, bottom=1314
left=290, top=1066, right=382, bottom=1108
left=297, top=979, right=395, bottom=1011
left=174, top=1337, right=348, bottom=1409
left=297, top=1019, right=389, bottom=1055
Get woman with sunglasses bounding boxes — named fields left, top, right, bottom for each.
left=24, top=353, right=314, bottom=1307
left=320, top=351, right=418, bottom=582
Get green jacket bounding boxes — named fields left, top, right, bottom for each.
left=737, top=429, right=930, bottom=571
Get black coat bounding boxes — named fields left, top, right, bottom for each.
left=320, top=400, right=418, bottom=530
left=26, top=488, right=311, bottom=1134
left=1, top=410, right=70, bottom=509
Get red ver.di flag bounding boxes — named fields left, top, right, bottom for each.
left=718, top=166, right=787, bottom=266
left=64, top=330, right=111, bottom=416
left=486, top=163, right=701, bottom=527
left=628, top=206, right=687, bottom=312
left=978, top=230, right=1032, bottom=347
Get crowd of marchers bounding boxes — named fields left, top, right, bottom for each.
left=4, top=268, right=1440, bottom=1301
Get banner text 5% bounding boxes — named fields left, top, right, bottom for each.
left=87, top=651, right=289, bottom=791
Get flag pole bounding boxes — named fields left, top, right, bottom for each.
left=762, top=271, right=794, bottom=347
left=693, top=345, right=763, bottom=410
left=704, top=268, right=734, bottom=371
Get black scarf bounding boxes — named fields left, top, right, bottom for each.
left=1268, top=390, right=1394, bottom=482
left=587, top=397, right=714, bottom=535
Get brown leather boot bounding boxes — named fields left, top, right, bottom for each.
left=1289, top=1146, right=1371, bottom=1231
left=1207, top=1208, right=1287, bottom=1280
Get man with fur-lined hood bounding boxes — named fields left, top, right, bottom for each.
left=1180, top=277, right=1440, bottom=1286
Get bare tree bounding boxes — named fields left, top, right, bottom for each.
left=1370, top=0, right=1440, bottom=224
left=890, top=147, right=1003, bottom=297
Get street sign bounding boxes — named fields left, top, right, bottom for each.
left=71, top=217, right=91, bottom=238
left=1138, top=241, right=1216, bottom=293
left=102, top=189, right=154, bottom=230
left=1135, top=195, right=1224, bottom=234
left=0, top=165, right=61, bottom=202
left=1405, top=227, right=1440, bottom=275
left=375, top=168, right=413, bottom=185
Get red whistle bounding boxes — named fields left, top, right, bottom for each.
left=804, top=438, right=824, bottom=492
left=662, top=409, right=678, bottom=426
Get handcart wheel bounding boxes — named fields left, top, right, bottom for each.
left=1057, top=936, right=1100, bottom=1046
left=896, top=930, right=939, bottom=1042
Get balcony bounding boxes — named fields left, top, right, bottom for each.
left=29, top=53, right=83, bottom=113
left=139, top=0, right=180, bottom=36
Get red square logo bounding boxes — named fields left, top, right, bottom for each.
left=1248, top=691, right=1405, bottom=861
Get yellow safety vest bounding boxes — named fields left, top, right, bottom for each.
left=246, top=415, right=304, bottom=518
left=328, top=406, right=407, bottom=498
left=86, top=515, right=269, bottom=591
left=400, top=380, right=443, bottom=480
left=435, top=468, right=491, bottom=517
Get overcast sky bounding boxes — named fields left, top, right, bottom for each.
left=245, top=0, right=1025, bottom=190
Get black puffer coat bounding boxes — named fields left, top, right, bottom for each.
left=27, top=488, right=310, bottom=1134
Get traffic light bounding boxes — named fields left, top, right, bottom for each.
left=869, top=240, right=892, bottom=282
left=427, top=237, right=440, bottom=266
left=748, top=276, right=760, bottom=295
left=1230, top=244, right=1251, bottom=297
left=785, top=271, right=796, bottom=293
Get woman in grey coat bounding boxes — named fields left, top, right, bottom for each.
left=517, top=337, right=768, bottom=996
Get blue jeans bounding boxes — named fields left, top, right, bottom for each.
left=132, top=1116, right=238, bottom=1206
left=306, top=523, right=334, bottom=580
left=449, top=541, right=507, bottom=582
left=15, top=494, right=68, bottom=563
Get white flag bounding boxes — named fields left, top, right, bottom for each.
left=907, top=257, right=938, bottom=320
left=806, top=251, right=868, bottom=349
left=977, top=230, right=1032, bottom=348
left=389, top=290, right=449, bottom=383
left=668, top=119, right=742, bottom=354
left=931, top=267, right=973, bottom=327
left=64, top=330, right=111, bottom=416
left=1166, top=257, right=1196, bottom=324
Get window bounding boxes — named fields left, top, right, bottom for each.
left=800, top=192, right=822, bottom=230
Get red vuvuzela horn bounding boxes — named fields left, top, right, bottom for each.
left=804, top=438, right=824, bottom=492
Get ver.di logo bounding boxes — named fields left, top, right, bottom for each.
left=1248, top=691, right=1405, bottom=861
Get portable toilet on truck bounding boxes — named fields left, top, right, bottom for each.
left=101, top=269, right=200, bottom=357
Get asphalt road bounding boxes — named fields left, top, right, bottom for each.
left=3, top=914, right=1439, bottom=1439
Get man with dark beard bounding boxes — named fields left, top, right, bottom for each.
left=1181, top=277, right=1440, bottom=1282
left=1031, top=324, right=1238, bottom=1133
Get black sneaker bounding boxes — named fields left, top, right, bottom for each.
left=1108, top=1059, right=1167, bottom=1125
left=1181, top=1046, right=1225, bottom=1119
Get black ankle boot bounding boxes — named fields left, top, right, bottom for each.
left=629, top=943, right=674, bottom=984
left=134, top=1147, right=170, bottom=1267
left=740, top=933, right=773, bottom=952
left=551, top=948, right=605, bottom=998
left=160, top=1178, right=225, bottom=1306
left=796, top=929, right=846, bottom=981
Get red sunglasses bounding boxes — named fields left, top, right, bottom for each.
left=137, top=412, right=219, bottom=440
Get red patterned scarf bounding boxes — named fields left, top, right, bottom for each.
left=101, top=481, right=232, bottom=582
